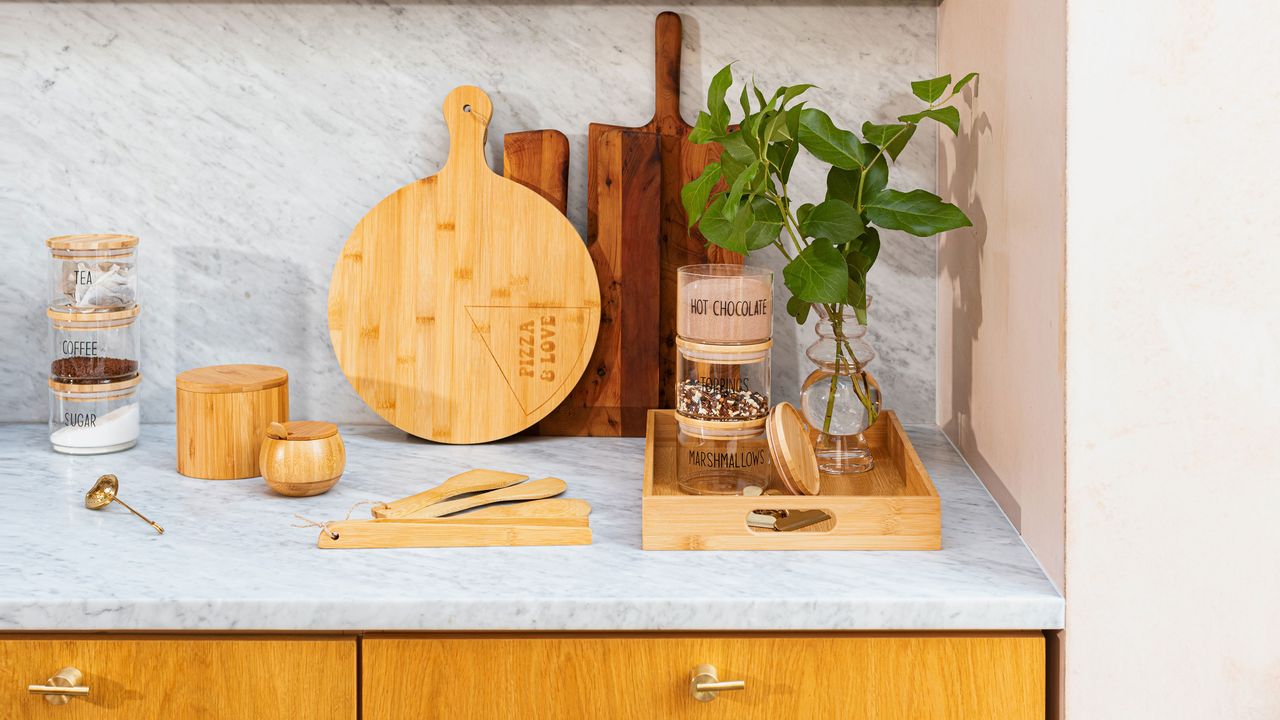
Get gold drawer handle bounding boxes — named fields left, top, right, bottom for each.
left=28, top=667, right=89, bottom=705
left=690, top=663, right=745, bottom=702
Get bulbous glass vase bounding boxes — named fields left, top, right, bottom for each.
left=798, top=303, right=881, bottom=475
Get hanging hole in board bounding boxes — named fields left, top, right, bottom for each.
left=463, top=104, right=472, bottom=113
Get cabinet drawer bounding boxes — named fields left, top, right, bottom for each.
left=364, top=634, right=1044, bottom=720
left=1, top=636, right=356, bottom=719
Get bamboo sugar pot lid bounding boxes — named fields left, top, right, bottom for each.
left=176, top=364, right=289, bottom=480
left=768, top=402, right=821, bottom=496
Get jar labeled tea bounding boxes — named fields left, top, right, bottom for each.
left=48, top=306, right=141, bottom=383
left=48, top=375, right=141, bottom=455
left=675, top=338, right=771, bottom=422
left=677, top=264, right=773, bottom=344
left=46, top=234, right=139, bottom=312
left=676, top=416, right=772, bottom=495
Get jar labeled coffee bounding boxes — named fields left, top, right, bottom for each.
left=48, top=306, right=141, bottom=383
left=677, top=264, right=773, bottom=344
left=46, top=234, right=139, bottom=312
left=48, top=375, right=141, bottom=455
left=676, top=416, right=772, bottom=495
left=675, top=338, right=771, bottom=422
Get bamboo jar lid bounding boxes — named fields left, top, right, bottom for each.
left=768, top=402, right=820, bottom=496
left=176, top=364, right=289, bottom=480
left=46, top=234, right=139, bottom=250
left=266, top=421, right=338, bottom=441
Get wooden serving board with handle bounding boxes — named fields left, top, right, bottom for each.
left=537, top=12, right=743, bottom=438
left=328, top=87, right=601, bottom=444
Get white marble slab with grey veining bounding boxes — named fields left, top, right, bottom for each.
left=0, top=423, right=1063, bottom=631
left=0, top=1, right=939, bottom=424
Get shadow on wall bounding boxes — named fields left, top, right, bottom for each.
left=938, top=87, right=1022, bottom=528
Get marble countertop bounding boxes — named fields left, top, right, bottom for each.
left=0, top=423, right=1062, bottom=632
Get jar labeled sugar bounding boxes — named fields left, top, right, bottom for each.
left=48, top=375, right=141, bottom=454
left=677, top=264, right=773, bottom=344
left=46, top=234, right=139, bottom=312
left=48, top=306, right=141, bottom=384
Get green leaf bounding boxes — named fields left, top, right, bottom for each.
left=719, top=132, right=756, bottom=164
left=688, top=111, right=720, bottom=144
left=847, top=278, right=868, bottom=324
left=744, top=197, right=784, bottom=251
left=911, top=74, right=951, bottom=103
left=763, top=109, right=790, bottom=144
left=785, top=295, right=811, bottom=324
left=681, top=162, right=722, bottom=229
left=797, top=108, right=868, bottom=170
left=952, top=72, right=978, bottom=94
left=707, top=64, right=735, bottom=134
left=724, top=160, right=760, bottom=214
left=861, top=151, right=888, bottom=200
left=898, top=106, right=961, bottom=135
left=865, top=189, right=973, bottom=237
left=700, top=195, right=754, bottom=254
left=826, top=167, right=859, bottom=205
left=796, top=202, right=815, bottom=228
left=739, top=84, right=751, bottom=118
left=799, top=199, right=866, bottom=245
left=783, top=238, right=850, bottom=304
left=847, top=226, right=880, bottom=275
left=862, top=122, right=916, bottom=160
left=753, top=83, right=768, bottom=109
left=781, top=84, right=815, bottom=106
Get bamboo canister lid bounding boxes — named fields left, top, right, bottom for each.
left=46, top=234, right=139, bottom=250
left=768, top=402, right=820, bottom=496
left=176, top=364, right=288, bottom=394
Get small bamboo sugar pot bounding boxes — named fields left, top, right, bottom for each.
left=259, top=421, right=346, bottom=497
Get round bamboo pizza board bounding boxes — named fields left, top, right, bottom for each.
left=328, top=86, right=601, bottom=444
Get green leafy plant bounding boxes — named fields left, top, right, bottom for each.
left=682, top=67, right=976, bottom=431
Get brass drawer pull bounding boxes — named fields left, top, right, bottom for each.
left=690, top=664, right=745, bottom=702
left=27, top=667, right=89, bottom=705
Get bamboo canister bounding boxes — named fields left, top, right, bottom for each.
left=175, top=364, right=288, bottom=479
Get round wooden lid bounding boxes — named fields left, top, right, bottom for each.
left=267, top=421, right=338, bottom=441
left=46, top=234, right=139, bottom=250
left=176, top=364, right=288, bottom=394
left=48, top=305, right=141, bottom=324
left=768, top=402, right=821, bottom=496
left=48, top=374, right=142, bottom=394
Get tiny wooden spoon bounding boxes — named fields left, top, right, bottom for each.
left=402, top=477, right=567, bottom=519
left=372, top=469, right=528, bottom=519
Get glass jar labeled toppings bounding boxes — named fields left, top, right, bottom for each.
left=48, top=306, right=141, bottom=383
left=677, top=264, right=773, bottom=345
left=676, top=416, right=772, bottom=495
left=47, top=234, right=139, bottom=312
left=675, top=338, right=771, bottom=422
left=48, top=375, right=141, bottom=454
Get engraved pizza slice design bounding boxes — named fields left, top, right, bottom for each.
left=464, top=305, right=594, bottom=415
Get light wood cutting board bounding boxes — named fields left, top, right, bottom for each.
left=328, top=86, right=601, bottom=444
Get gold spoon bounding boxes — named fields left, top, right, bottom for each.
left=84, top=474, right=164, bottom=534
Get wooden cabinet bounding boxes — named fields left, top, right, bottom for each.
left=1, top=636, right=356, bottom=720
left=363, top=633, right=1045, bottom=720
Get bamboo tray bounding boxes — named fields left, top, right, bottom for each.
left=642, top=410, right=941, bottom=550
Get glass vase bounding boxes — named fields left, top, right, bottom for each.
left=799, top=303, right=881, bottom=475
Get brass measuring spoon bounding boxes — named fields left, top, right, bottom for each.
left=84, top=474, right=164, bottom=534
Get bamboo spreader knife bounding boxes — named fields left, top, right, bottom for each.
left=372, top=469, right=527, bottom=519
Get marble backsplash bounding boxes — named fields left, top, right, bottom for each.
left=0, top=1, right=937, bottom=425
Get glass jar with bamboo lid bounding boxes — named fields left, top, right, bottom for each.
left=46, top=234, right=139, bottom=312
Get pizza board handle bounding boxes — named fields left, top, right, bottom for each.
left=443, top=85, right=495, bottom=176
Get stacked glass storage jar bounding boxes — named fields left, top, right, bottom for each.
left=673, top=265, right=774, bottom=495
left=45, top=234, right=141, bottom=454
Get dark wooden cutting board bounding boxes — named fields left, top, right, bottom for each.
left=533, top=11, right=742, bottom=438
